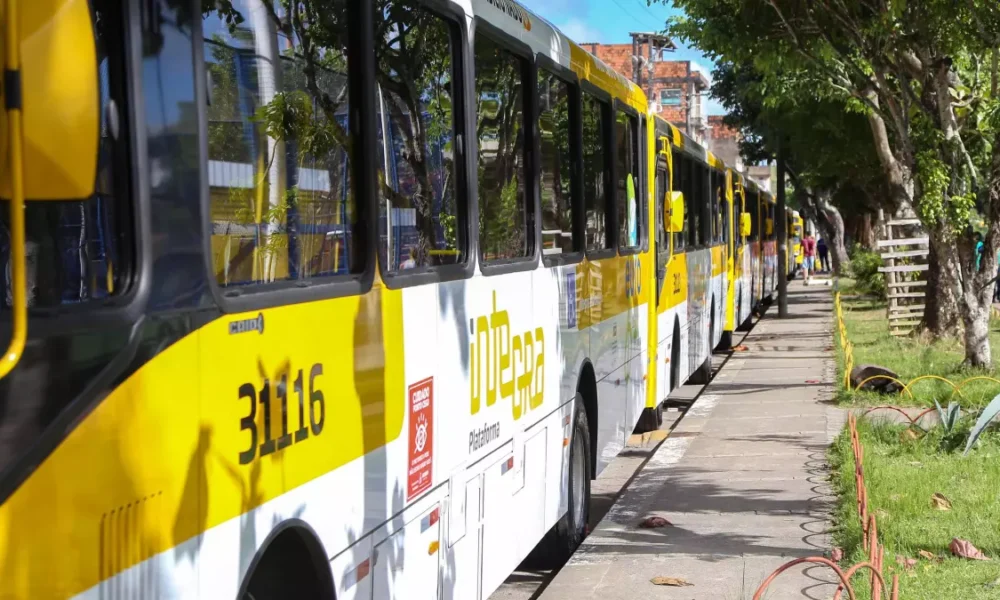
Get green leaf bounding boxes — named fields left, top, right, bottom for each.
left=964, top=393, right=1000, bottom=455
left=947, top=402, right=961, bottom=431
left=934, top=399, right=948, bottom=428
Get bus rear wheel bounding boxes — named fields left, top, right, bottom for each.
left=531, top=399, right=591, bottom=568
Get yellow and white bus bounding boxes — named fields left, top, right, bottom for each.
left=0, top=0, right=670, bottom=598
left=0, top=1, right=793, bottom=598
left=650, top=119, right=729, bottom=402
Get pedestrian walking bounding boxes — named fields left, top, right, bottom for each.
left=976, top=233, right=985, bottom=271
left=994, top=248, right=1000, bottom=304
left=801, top=232, right=817, bottom=283
left=817, top=237, right=830, bottom=273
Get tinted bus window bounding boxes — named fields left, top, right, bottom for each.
left=204, top=0, right=362, bottom=287
left=582, top=92, right=610, bottom=252
left=616, top=110, right=641, bottom=251
left=671, top=152, right=686, bottom=252
left=749, top=190, right=759, bottom=241
left=377, top=2, right=462, bottom=271
left=538, top=69, right=575, bottom=256
left=476, top=35, right=531, bottom=262
left=683, top=156, right=698, bottom=246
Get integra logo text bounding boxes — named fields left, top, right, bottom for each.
left=485, top=0, right=532, bottom=31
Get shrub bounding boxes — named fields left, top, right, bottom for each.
left=848, top=243, right=887, bottom=299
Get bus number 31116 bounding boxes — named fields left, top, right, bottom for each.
left=238, top=363, right=326, bottom=465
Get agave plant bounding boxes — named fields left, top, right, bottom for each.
left=934, top=400, right=962, bottom=433
left=964, top=393, right=1000, bottom=455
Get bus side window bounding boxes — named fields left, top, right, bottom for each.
left=377, top=2, right=464, bottom=272
left=204, top=0, right=362, bottom=288
left=582, top=92, right=611, bottom=253
left=476, top=34, right=532, bottom=263
left=615, top=109, right=641, bottom=253
left=685, top=156, right=700, bottom=247
left=672, top=152, right=686, bottom=253
left=538, top=68, right=578, bottom=257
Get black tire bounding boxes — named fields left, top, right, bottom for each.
left=530, top=399, right=592, bottom=568
left=689, top=354, right=712, bottom=385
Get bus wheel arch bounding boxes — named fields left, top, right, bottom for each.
left=576, top=360, right=598, bottom=480
left=238, top=518, right=335, bottom=600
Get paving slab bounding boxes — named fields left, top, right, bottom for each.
left=541, top=282, right=846, bottom=600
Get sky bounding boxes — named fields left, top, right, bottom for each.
left=518, top=0, right=726, bottom=116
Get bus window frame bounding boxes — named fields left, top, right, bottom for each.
left=196, top=0, right=378, bottom=314
left=580, top=80, right=616, bottom=262
left=536, top=53, right=584, bottom=269
left=0, top=0, right=152, bottom=338
left=473, top=18, right=541, bottom=278
left=613, top=100, right=643, bottom=257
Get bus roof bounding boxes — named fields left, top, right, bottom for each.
left=466, top=0, right=646, bottom=112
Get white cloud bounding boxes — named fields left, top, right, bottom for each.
left=556, top=17, right=604, bottom=43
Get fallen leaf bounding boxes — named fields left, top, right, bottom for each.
left=918, top=550, right=937, bottom=561
left=650, top=576, right=693, bottom=587
left=639, top=516, right=673, bottom=528
left=909, top=461, right=923, bottom=467
left=895, top=555, right=918, bottom=570
left=831, top=547, right=844, bottom=562
left=951, top=538, right=990, bottom=561
left=931, top=493, right=953, bottom=511
left=900, top=429, right=919, bottom=442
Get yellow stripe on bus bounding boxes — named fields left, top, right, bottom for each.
left=0, top=287, right=406, bottom=599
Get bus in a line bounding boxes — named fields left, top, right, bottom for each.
left=0, top=1, right=788, bottom=598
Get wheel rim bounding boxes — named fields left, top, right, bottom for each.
left=571, top=432, right=586, bottom=534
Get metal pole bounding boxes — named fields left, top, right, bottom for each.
left=776, top=139, right=789, bottom=317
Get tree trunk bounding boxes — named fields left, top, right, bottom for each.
left=859, top=213, right=877, bottom=249
left=962, top=132, right=1000, bottom=368
left=814, top=191, right=848, bottom=274
left=924, top=226, right=962, bottom=338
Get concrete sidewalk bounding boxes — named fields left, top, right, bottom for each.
left=542, top=282, right=846, bottom=600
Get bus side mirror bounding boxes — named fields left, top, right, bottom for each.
left=1, top=0, right=99, bottom=201
left=665, top=191, right=685, bottom=233
left=766, top=218, right=774, bottom=236
left=740, top=212, right=751, bottom=237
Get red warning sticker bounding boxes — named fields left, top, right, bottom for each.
left=407, top=377, right=434, bottom=500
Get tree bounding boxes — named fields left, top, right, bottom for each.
left=710, top=61, right=881, bottom=274
left=662, top=0, right=1000, bottom=367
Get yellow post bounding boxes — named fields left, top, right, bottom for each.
left=0, top=0, right=28, bottom=379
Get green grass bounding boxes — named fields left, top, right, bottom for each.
left=836, top=286, right=1000, bottom=410
left=830, top=419, right=1000, bottom=599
